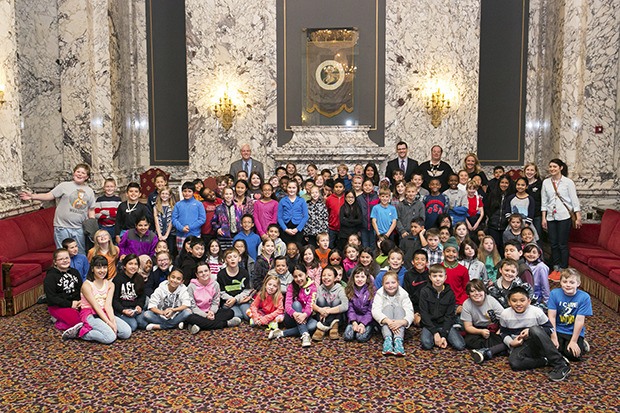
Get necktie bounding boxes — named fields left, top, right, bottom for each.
left=244, top=161, right=250, bottom=175
left=400, top=160, right=405, bottom=171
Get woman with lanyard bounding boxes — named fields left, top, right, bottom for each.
left=541, top=158, right=582, bottom=281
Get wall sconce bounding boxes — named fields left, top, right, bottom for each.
left=0, top=84, right=5, bottom=106
left=425, top=87, right=451, bottom=128
left=213, top=87, right=237, bottom=131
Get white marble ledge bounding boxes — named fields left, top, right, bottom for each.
left=286, top=125, right=381, bottom=148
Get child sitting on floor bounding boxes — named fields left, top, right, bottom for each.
left=217, top=248, right=254, bottom=320
left=45, top=248, right=83, bottom=340
left=372, top=271, right=414, bottom=356
left=185, top=263, right=241, bottom=334
left=312, top=266, right=349, bottom=341
left=248, top=274, right=285, bottom=332
left=144, top=269, right=192, bottom=331
left=343, top=267, right=375, bottom=343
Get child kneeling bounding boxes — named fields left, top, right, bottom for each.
left=372, top=271, right=414, bottom=356
left=185, top=263, right=241, bottom=334
left=144, top=270, right=192, bottom=330
left=248, top=274, right=285, bottom=332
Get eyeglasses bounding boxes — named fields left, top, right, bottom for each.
left=329, top=257, right=341, bottom=261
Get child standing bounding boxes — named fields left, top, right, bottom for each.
left=269, top=265, right=318, bottom=347
left=423, top=178, right=448, bottom=229
left=88, top=229, right=119, bottom=279
left=500, top=287, right=571, bottom=381
left=343, top=267, right=375, bottom=342
left=253, top=183, right=279, bottom=238
left=419, top=265, right=466, bottom=351
left=200, top=187, right=223, bottom=245
left=118, top=215, right=158, bottom=259
left=217, top=248, right=254, bottom=320
left=303, top=185, right=329, bottom=247
left=312, top=266, right=349, bottom=341
left=112, top=254, right=147, bottom=331
left=172, top=181, right=207, bottom=251
left=396, top=183, right=425, bottom=243
left=503, top=177, right=535, bottom=225
left=248, top=274, right=285, bottom=331
left=357, top=178, right=380, bottom=248
left=443, top=173, right=467, bottom=212
left=441, top=237, right=470, bottom=317
left=338, top=190, right=362, bottom=251
left=114, top=182, right=151, bottom=245
left=547, top=269, right=593, bottom=361
left=372, top=271, right=414, bottom=356
left=325, top=179, right=346, bottom=248
left=462, top=279, right=506, bottom=364
left=465, top=181, right=485, bottom=232
left=458, top=239, right=487, bottom=281
left=44, top=249, right=84, bottom=339
left=212, top=187, right=241, bottom=250
left=94, top=178, right=121, bottom=240
left=252, top=238, right=275, bottom=290
left=77, top=255, right=132, bottom=344
left=153, top=186, right=176, bottom=255
left=371, top=187, right=398, bottom=241
left=523, top=243, right=550, bottom=305
left=186, top=263, right=241, bottom=334
left=277, top=180, right=308, bottom=246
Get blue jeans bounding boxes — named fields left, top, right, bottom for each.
left=228, top=303, right=251, bottom=320
left=360, top=228, right=376, bottom=249
left=328, top=229, right=338, bottom=249
left=547, top=218, right=572, bottom=269
left=119, top=312, right=148, bottom=331
left=82, top=315, right=132, bottom=344
left=344, top=323, right=374, bottom=342
left=283, top=301, right=317, bottom=337
left=143, top=309, right=191, bottom=329
left=54, top=226, right=87, bottom=255
left=421, top=326, right=466, bottom=350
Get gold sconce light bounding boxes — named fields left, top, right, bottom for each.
left=0, top=84, right=5, bottom=106
left=213, top=85, right=237, bottom=131
left=425, top=87, right=451, bottom=128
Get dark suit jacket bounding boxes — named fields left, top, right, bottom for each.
left=385, top=157, right=419, bottom=182
left=229, top=158, right=265, bottom=179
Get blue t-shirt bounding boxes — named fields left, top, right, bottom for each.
left=547, top=288, right=592, bottom=337
left=370, top=203, right=398, bottom=234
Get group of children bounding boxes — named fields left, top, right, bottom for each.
left=42, top=160, right=591, bottom=382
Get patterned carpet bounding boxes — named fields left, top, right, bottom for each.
left=1, top=295, right=619, bottom=412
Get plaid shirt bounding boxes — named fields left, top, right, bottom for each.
left=423, top=245, right=444, bottom=266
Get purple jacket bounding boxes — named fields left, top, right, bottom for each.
left=118, top=228, right=158, bottom=257
left=347, top=284, right=374, bottom=326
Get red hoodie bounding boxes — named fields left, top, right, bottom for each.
left=325, top=193, right=345, bottom=231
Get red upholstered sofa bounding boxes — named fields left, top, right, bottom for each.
left=0, top=207, right=56, bottom=316
left=569, top=209, right=620, bottom=312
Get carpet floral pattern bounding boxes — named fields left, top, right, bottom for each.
left=0, top=296, right=619, bottom=412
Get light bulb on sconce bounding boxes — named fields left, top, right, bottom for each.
left=0, top=84, right=6, bottom=106
left=424, top=79, right=456, bottom=128
left=213, top=84, right=238, bottom=131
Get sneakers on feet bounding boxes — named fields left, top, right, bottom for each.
left=382, top=336, right=394, bottom=356
left=61, top=322, right=83, bottom=340
left=548, top=364, right=571, bottom=381
left=146, top=323, right=156, bottom=331
left=227, top=317, right=242, bottom=327
left=301, top=332, right=312, bottom=347
left=190, top=324, right=200, bottom=335
left=178, top=322, right=185, bottom=330
left=583, top=339, right=590, bottom=353
left=393, top=337, right=405, bottom=356
left=548, top=270, right=562, bottom=282
left=268, top=328, right=283, bottom=340
left=470, top=348, right=487, bottom=364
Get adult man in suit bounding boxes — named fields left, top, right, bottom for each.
left=418, top=144, right=454, bottom=191
left=229, top=143, right=265, bottom=179
left=385, top=141, right=419, bottom=182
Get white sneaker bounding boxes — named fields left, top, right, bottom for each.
left=583, top=339, right=590, bottom=353
left=227, top=317, right=242, bottom=327
left=190, top=324, right=200, bottom=335
left=61, top=322, right=83, bottom=340
left=178, top=322, right=185, bottom=330
left=301, top=332, right=311, bottom=347
left=268, top=329, right=283, bottom=340
left=146, top=324, right=156, bottom=331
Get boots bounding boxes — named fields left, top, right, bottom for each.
left=329, top=320, right=340, bottom=340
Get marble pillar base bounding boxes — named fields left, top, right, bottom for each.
left=271, top=126, right=392, bottom=173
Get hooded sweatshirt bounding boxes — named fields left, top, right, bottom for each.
left=347, top=284, right=374, bottom=326
left=112, top=271, right=146, bottom=314
left=315, top=283, right=349, bottom=313
left=187, top=278, right=220, bottom=317
left=419, top=282, right=456, bottom=337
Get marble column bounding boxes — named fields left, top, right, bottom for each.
left=0, top=0, right=27, bottom=216
left=185, top=0, right=277, bottom=179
